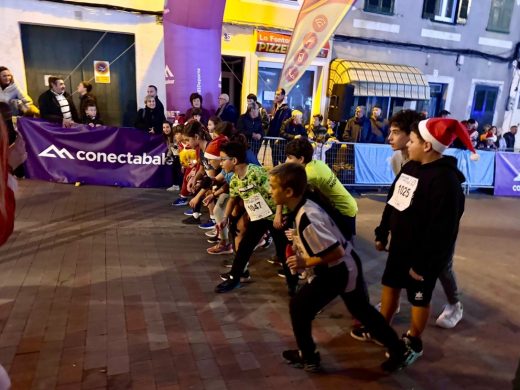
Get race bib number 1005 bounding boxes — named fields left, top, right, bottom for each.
left=387, top=173, right=418, bottom=211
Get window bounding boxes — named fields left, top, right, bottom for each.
left=487, top=0, right=514, bottom=33
left=257, top=65, right=315, bottom=123
left=422, top=0, right=471, bottom=24
left=364, top=0, right=394, bottom=15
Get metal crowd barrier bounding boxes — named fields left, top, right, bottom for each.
left=257, top=137, right=358, bottom=187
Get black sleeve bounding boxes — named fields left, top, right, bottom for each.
left=134, top=109, right=148, bottom=130
left=38, top=92, right=62, bottom=123
left=374, top=175, right=398, bottom=246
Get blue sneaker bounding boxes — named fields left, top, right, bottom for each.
left=198, top=219, right=216, bottom=230
left=184, top=209, right=194, bottom=216
left=171, top=197, right=188, bottom=207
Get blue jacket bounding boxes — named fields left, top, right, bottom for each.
left=215, top=103, right=238, bottom=124
left=267, top=103, right=291, bottom=137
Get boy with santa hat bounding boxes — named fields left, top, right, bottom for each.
left=352, top=118, right=477, bottom=366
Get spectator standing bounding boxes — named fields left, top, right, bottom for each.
left=342, top=106, right=370, bottom=142
left=306, top=114, right=328, bottom=142
left=185, top=92, right=211, bottom=125
left=147, top=85, right=165, bottom=115
left=0, top=66, right=38, bottom=117
left=134, top=95, right=165, bottom=134
left=77, top=81, right=98, bottom=122
left=246, top=93, right=269, bottom=133
left=280, top=110, right=307, bottom=141
left=367, top=105, right=387, bottom=143
left=38, top=76, right=78, bottom=127
left=215, top=93, right=238, bottom=124
left=504, top=125, right=517, bottom=149
left=267, top=88, right=292, bottom=166
left=237, top=102, right=263, bottom=156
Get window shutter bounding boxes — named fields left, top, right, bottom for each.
left=422, top=0, right=436, bottom=19
left=487, top=0, right=514, bottom=33
left=456, top=0, right=471, bottom=24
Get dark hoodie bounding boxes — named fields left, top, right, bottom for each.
left=375, top=156, right=465, bottom=278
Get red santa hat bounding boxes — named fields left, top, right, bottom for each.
left=418, top=118, right=479, bottom=160
left=204, top=136, right=228, bottom=160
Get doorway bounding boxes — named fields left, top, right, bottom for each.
left=20, top=24, right=137, bottom=126
left=221, top=56, right=244, bottom=114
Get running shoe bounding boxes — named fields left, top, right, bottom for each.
left=207, top=243, right=233, bottom=255
left=205, top=228, right=218, bottom=237
left=435, top=302, right=463, bottom=329
left=220, top=270, right=251, bottom=283
left=183, top=209, right=194, bottom=216
left=171, top=197, right=188, bottom=207
left=166, top=185, right=180, bottom=192
left=182, top=216, right=201, bottom=225
left=282, top=350, right=322, bottom=373
left=349, top=326, right=384, bottom=346
left=214, top=278, right=241, bottom=293
left=199, top=220, right=216, bottom=230
left=401, top=331, right=423, bottom=366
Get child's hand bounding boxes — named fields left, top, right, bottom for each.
left=409, top=268, right=424, bottom=281
left=273, top=211, right=283, bottom=229
left=375, top=241, right=386, bottom=251
left=284, top=229, right=293, bottom=241
left=189, top=197, right=198, bottom=208
left=286, top=254, right=305, bottom=272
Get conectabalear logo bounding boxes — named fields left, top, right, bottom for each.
left=38, top=145, right=169, bottom=165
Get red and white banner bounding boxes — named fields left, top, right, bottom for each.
left=279, top=0, right=357, bottom=94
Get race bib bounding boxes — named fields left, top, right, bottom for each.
left=244, top=193, right=273, bottom=221
left=387, top=173, right=418, bottom=211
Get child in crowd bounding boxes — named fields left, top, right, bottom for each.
left=163, top=121, right=183, bottom=192
left=182, top=121, right=213, bottom=226
left=353, top=118, right=473, bottom=366
left=269, top=163, right=412, bottom=373
left=214, top=141, right=298, bottom=294
left=207, top=116, right=222, bottom=139
left=173, top=133, right=197, bottom=207
left=82, top=102, right=103, bottom=128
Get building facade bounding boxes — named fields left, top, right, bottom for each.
left=331, top=0, right=520, bottom=138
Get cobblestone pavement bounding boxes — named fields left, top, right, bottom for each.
left=0, top=180, right=518, bottom=389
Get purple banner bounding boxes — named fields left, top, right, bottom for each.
left=163, top=0, right=226, bottom=117
left=494, top=152, right=520, bottom=197
left=17, top=118, right=172, bottom=188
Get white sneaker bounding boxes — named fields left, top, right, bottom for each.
left=166, top=185, right=180, bottom=192
left=205, top=228, right=218, bottom=237
left=436, top=302, right=463, bottom=329
left=375, top=302, right=401, bottom=314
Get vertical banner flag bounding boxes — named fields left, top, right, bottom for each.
left=279, top=0, right=357, bottom=94
left=163, top=0, right=226, bottom=118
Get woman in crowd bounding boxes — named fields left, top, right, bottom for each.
left=135, top=95, right=165, bottom=135
left=163, top=121, right=183, bottom=192
left=0, top=66, right=38, bottom=117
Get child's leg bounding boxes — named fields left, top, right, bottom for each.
left=380, top=285, right=402, bottom=323
left=410, top=305, right=430, bottom=338
left=172, top=157, right=183, bottom=186
left=290, top=265, right=347, bottom=358
left=180, top=167, right=192, bottom=197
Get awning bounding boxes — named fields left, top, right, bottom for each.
left=328, top=60, right=430, bottom=100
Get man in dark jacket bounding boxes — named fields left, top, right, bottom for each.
left=38, top=76, right=79, bottom=127
left=342, top=106, right=370, bottom=142
left=215, top=93, right=238, bottom=124
left=268, top=88, right=292, bottom=165
left=237, top=102, right=263, bottom=156
left=504, top=125, right=517, bottom=149
left=367, top=105, right=387, bottom=143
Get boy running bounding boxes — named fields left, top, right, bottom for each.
left=270, top=163, right=413, bottom=373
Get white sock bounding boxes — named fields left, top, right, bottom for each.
left=193, top=212, right=201, bottom=218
